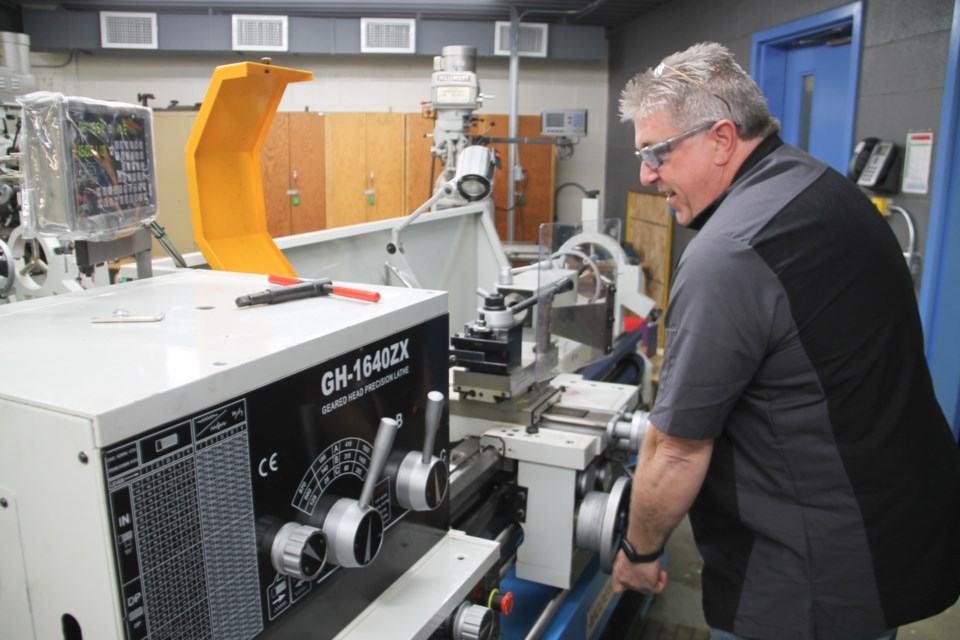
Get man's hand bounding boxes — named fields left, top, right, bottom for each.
left=611, top=551, right=668, bottom=593
left=609, top=423, right=711, bottom=594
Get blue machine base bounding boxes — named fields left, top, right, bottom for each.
left=499, top=555, right=655, bottom=640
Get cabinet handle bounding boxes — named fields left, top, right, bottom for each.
left=364, top=171, right=376, bottom=203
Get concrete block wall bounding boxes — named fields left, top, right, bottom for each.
left=605, top=0, right=954, bottom=297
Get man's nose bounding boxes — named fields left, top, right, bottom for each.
left=640, top=162, right=659, bottom=186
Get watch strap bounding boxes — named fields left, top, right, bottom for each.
left=619, top=537, right=663, bottom=564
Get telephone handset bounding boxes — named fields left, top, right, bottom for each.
left=848, top=137, right=900, bottom=193
left=848, top=137, right=879, bottom=181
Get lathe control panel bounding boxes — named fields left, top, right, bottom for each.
left=101, top=318, right=449, bottom=639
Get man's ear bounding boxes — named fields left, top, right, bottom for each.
left=712, top=119, right=739, bottom=165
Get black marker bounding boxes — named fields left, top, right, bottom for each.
left=235, top=277, right=381, bottom=307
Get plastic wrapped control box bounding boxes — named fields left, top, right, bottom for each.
left=17, top=91, right=158, bottom=241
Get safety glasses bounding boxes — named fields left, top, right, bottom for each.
left=634, top=121, right=716, bottom=170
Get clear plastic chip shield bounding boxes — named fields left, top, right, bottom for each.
left=17, top=91, right=158, bottom=241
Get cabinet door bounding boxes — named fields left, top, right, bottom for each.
left=325, top=112, right=368, bottom=229
left=365, top=113, right=406, bottom=222
left=288, top=112, right=326, bottom=234
left=325, top=113, right=407, bottom=228
left=405, top=113, right=438, bottom=214
left=514, top=115, right=556, bottom=242
left=261, top=112, right=292, bottom=237
left=261, top=112, right=326, bottom=237
left=473, top=114, right=555, bottom=243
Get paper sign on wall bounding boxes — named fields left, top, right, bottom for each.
left=902, top=131, right=934, bottom=195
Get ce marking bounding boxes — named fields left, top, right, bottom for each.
left=259, top=453, right=279, bottom=477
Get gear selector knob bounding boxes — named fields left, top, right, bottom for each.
left=396, top=391, right=449, bottom=511
left=322, top=417, right=397, bottom=568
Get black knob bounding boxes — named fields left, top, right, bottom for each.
left=269, top=522, right=327, bottom=581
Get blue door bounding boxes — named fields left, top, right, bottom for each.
left=780, top=40, right=852, bottom=172
left=752, top=3, right=862, bottom=176
left=919, top=0, right=960, bottom=437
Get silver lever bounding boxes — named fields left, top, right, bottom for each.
left=322, top=416, right=398, bottom=568
left=422, top=391, right=444, bottom=464
left=359, top=417, right=398, bottom=510
left=396, top=392, right=449, bottom=512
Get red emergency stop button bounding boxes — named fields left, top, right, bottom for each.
left=489, top=589, right=514, bottom=616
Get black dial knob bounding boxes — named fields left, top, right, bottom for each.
left=322, top=417, right=397, bottom=568
left=397, top=452, right=449, bottom=510
left=270, top=522, right=327, bottom=581
left=323, top=499, right=385, bottom=568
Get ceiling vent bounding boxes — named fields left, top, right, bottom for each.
left=361, top=18, right=416, bottom=54
left=100, top=12, right=158, bottom=50
left=232, top=14, right=289, bottom=52
left=494, top=21, right=549, bottom=58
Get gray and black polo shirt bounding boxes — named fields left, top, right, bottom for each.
left=650, top=135, right=960, bottom=639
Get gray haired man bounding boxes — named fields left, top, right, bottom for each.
left=613, top=42, right=960, bottom=640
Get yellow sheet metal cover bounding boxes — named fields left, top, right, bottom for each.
left=186, top=62, right=313, bottom=275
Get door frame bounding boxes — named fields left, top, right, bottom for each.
left=919, top=0, right=960, bottom=437
left=750, top=1, right=863, bottom=168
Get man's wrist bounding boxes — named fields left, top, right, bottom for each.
left=619, top=536, right=664, bottom=564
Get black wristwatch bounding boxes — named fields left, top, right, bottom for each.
left=619, top=537, right=663, bottom=564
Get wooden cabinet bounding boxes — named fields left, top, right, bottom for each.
left=325, top=112, right=406, bottom=228
left=627, top=189, right=673, bottom=346
left=153, top=110, right=326, bottom=261
left=154, top=110, right=556, bottom=250
left=405, top=112, right=438, bottom=213
left=471, top=114, right=556, bottom=243
left=260, top=112, right=326, bottom=237
left=405, top=112, right=556, bottom=243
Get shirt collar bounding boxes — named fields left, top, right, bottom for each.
left=687, top=134, right=784, bottom=231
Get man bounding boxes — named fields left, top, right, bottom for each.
left=612, top=42, right=960, bottom=640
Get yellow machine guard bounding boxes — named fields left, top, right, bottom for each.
left=185, top=62, right=313, bottom=275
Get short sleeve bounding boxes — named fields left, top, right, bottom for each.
left=650, top=233, right=786, bottom=439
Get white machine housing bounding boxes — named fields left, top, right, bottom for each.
left=0, top=270, right=497, bottom=640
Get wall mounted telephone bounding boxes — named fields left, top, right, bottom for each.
left=848, top=137, right=900, bottom=193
